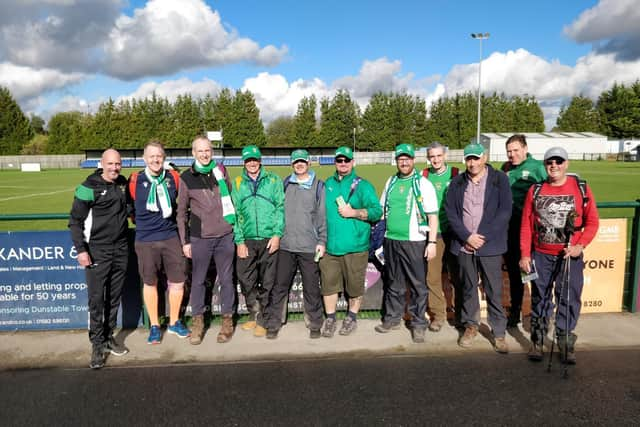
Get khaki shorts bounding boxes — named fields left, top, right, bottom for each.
left=134, top=236, right=186, bottom=285
left=319, top=251, right=368, bottom=297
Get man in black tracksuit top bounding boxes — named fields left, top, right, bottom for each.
left=69, top=149, right=130, bottom=369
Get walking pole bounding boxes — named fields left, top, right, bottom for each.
left=546, top=257, right=565, bottom=372
left=562, top=211, right=578, bottom=379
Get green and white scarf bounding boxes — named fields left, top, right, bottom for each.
left=144, top=167, right=172, bottom=218
left=194, top=160, right=236, bottom=225
left=385, top=169, right=429, bottom=229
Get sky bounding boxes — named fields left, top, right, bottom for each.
left=1, top=0, right=639, bottom=130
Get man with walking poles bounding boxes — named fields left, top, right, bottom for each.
left=520, top=146, right=599, bottom=365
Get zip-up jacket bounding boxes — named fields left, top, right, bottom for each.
left=177, top=163, right=234, bottom=244
left=231, top=167, right=285, bottom=244
left=501, top=153, right=547, bottom=214
left=325, top=169, right=382, bottom=256
left=445, top=164, right=512, bottom=257
left=281, top=176, right=327, bottom=253
left=68, top=169, right=130, bottom=253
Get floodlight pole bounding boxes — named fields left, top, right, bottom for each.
left=471, top=32, right=490, bottom=145
left=353, top=127, right=356, bottom=153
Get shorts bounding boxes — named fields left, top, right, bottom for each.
left=319, top=251, right=368, bottom=297
left=134, top=236, right=186, bottom=285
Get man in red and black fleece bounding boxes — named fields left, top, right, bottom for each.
left=519, top=146, right=599, bottom=364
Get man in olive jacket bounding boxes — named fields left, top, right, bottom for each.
left=320, top=146, right=382, bottom=338
left=232, top=145, right=285, bottom=338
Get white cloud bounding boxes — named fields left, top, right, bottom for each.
left=0, top=62, right=85, bottom=102
left=118, top=77, right=222, bottom=103
left=0, top=0, right=122, bottom=71
left=103, top=0, right=287, bottom=80
left=564, top=0, right=640, bottom=60
left=242, top=73, right=329, bottom=123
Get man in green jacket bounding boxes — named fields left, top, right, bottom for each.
left=232, top=145, right=285, bottom=337
left=501, top=134, right=547, bottom=327
left=320, top=146, right=382, bottom=337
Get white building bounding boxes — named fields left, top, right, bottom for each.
left=477, top=132, right=609, bottom=162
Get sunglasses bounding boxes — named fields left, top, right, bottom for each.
left=545, top=158, right=566, bottom=166
left=335, top=158, right=351, bottom=164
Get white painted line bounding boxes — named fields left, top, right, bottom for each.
left=0, top=187, right=75, bottom=202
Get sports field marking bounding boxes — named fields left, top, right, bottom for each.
left=0, top=185, right=30, bottom=189
left=0, top=187, right=75, bottom=202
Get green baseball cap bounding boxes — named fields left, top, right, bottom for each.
left=242, top=145, right=262, bottom=161
left=291, top=149, right=310, bottom=163
left=334, top=146, right=353, bottom=160
left=395, top=143, right=415, bottom=158
left=463, top=144, right=485, bottom=159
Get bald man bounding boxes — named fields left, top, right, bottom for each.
left=69, top=148, right=131, bottom=369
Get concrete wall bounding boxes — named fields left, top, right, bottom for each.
left=0, top=155, right=84, bottom=170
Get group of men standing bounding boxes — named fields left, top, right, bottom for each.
left=69, top=134, right=598, bottom=369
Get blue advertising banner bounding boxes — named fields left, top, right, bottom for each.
left=0, top=230, right=88, bottom=330
left=0, top=230, right=142, bottom=331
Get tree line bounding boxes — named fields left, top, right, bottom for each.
left=1, top=80, right=639, bottom=156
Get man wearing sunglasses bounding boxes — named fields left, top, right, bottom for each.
left=320, top=146, right=382, bottom=337
left=519, top=147, right=599, bottom=364
left=501, top=134, right=547, bottom=328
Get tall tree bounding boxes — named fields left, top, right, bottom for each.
left=0, top=86, right=34, bottom=154
left=293, top=95, right=318, bottom=147
left=169, top=94, right=201, bottom=147
left=597, top=81, right=640, bottom=138
left=266, top=116, right=295, bottom=147
left=230, top=90, right=265, bottom=147
left=30, top=114, right=46, bottom=134
left=555, top=96, right=601, bottom=132
left=47, top=111, right=89, bottom=154
left=360, top=92, right=393, bottom=150
left=318, top=90, right=360, bottom=148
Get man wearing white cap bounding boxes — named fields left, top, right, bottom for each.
left=520, top=146, right=599, bottom=364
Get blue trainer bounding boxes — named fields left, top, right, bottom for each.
left=148, top=325, right=162, bottom=344
left=167, top=320, right=191, bottom=338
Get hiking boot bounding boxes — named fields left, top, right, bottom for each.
left=558, top=332, right=577, bottom=365
left=217, top=314, right=234, bottom=343
left=527, top=343, right=544, bottom=361
left=254, top=325, right=267, bottom=338
left=321, top=318, right=337, bottom=338
left=494, top=337, right=509, bottom=354
left=266, top=328, right=279, bottom=340
left=339, top=317, right=357, bottom=336
left=458, top=325, right=478, bottom=348
left=242, top=309, right=258, bottom=330
left=374, top=321, right=401, bottom=333
left=190, top=315, right=205, bottom=345
left=412, top=328, right=426, bottom=343
left=309, top=328, right=321, bottom=339
left=103, top=337, right=128, bottom=356
left=90, top=344, right=105, bottom=369
left=241, top=320, right=257, bottom=331
left=428, top=320, right=444, bottom=333
left=167, top=320, right=191, bottom=339
left=147, top=325, right=162, bottom=345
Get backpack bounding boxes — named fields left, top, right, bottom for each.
left=422, top=166, right=459, bottom=179
left=283, top=175, right=325, bottom=203
left=531, top=173, right=589, bottom=229
left=128, top=169, right=180, bottom=201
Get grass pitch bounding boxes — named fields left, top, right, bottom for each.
left=0, top=160, right=639, bottom=232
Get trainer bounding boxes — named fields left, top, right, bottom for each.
left=520, top=146, right=599, bottom=364
left=69, top=148, right=130, bottom=369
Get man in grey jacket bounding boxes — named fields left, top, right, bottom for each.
left=264, top=149, right=327, bottom=339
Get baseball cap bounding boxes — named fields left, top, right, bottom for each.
left=290, top=149, right=310, bottom=163
left=544, top=146, right=568, bottom=161
left=334, top=146, right=353, bottom=160
left=395, top=143, right=415, bottom=158
left=463, top=144, right=485, bottom=159
left=242, top=145, right=262, bottom=161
